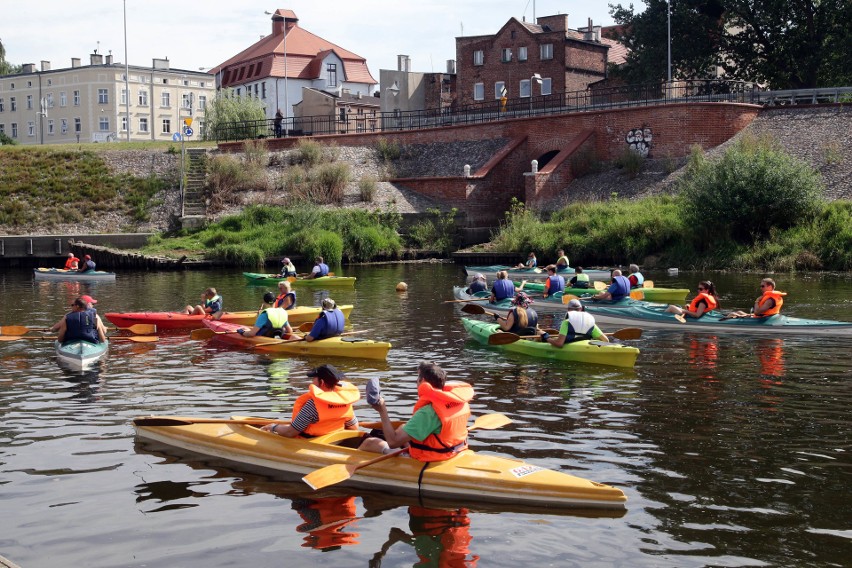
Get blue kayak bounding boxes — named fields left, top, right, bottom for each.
left=463, top=265, right=612, bottom=281
left=453, top=286, right=636, bottom=313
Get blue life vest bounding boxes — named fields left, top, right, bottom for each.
left=609, top=275, right=631, bottom=301
left=64, top=309, right=99, bottom=343
left=547, top=275, right=565, bottom=294
left=467, top=280, right=487, bottom=294
left=275, top=291, right=297, bottom=309
left=317, top=263, right=330, bottom=277
left=491, top=279, right=514, bottom=301
left=508, top=307, right=538, bottom=336
left=311, top=308, right=345, bottom=339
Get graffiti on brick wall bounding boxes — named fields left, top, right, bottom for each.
left=625, top=127, right=652, bottom=157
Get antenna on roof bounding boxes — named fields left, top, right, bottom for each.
left=95, top=40, right=100, bottom=54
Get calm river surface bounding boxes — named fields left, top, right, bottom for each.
left=1, top=264, right=850, bottom=567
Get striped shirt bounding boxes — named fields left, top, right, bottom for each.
left=291, top=399, right=358, bottom=433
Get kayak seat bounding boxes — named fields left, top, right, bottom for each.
left=341, top=337, right=368, bottom=343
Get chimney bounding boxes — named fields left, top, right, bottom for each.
left=446, top=59, right=456, bottom=74
left=271, top=10, right=298, bottom=36
left=22, top=63, right=36, bottom=74
left=537, top=14, right=568, bottom=33
left=90, top=53, right=104, bottom=65
left=41, top=60, right=51, bottom=71
left=153, top=58, right=170, bottom=70
left=593, top=25, right=601, bottom=42
left=72, top=57, right=81, bottom=68
left=106, top=54, right=113, bottom=65
left=397, top=55, right=410, bottom=72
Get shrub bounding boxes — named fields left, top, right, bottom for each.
left=679, top=133, right=825, bottom=243
left=375, top=137, right=401, bottom=162
left=295, top=139, right=324, bottom=167
left=209, top=243, right=265, bottom=267
left=407, top=208, right=459, bottom=254
left=614, top=147, right=644, bottom=179
left=359, top=175, right=377, bottom=202
left=310, top=162, right=350, bottom=204
left=243, top=139, right=268, bottom=167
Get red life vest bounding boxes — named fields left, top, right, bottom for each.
left=408, top=381, right=473, bottom=462
left=64, top=256, right=79, bottom=270
left=688, top=292, right=718, bottom=314
left=757, top=290, right=786, bottom=317
left=291, top=381, right=360, bottom=437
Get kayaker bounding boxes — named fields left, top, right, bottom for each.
left=56, top=296, right=107, bottom=345
left=261, top=364, right=360, bottom=438
left=359, top=362, right=472, bottom=462
left=78, top=254, right=96, bottom=273
left=627, top=264, right=645, bottom=288
left=542, top=265, right=565, bottom=298
left=49, top=294, right=99, bottom=332
left=63, top=252, right=80, bottom=270
left=183, top=287, right=224, bottom=319
left=555, top=249, right=570, bottom=272
left=239, top=292, right=293, bottom=338
left=307, top=256, right=330, bottom=279
left=726, top=278, right=786, bottom=319
left=513, top=252, right=537, bottom=269
left=274, top=280, right=297, bottom=310
left=568, top=266, right=591, bottom=289
left=592, top=269, right=631, bottom=301
left=489, top=271, right=515, bottom=303
left=666, top=281, right=719, bottom=319
left=495, top=291, right=538, bottom=335
left=278, top=257, right=297, bottom=278
left=465, top=273, right=488, bottom=295
left=540, top=298, right=609, bottom=346
left=305, top=298, right=344, bottom=341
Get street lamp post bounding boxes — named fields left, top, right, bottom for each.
left=667, top=0, right=672, bottom=86
left=530, top=73, right=542, bottom=115
left=123, top=0, right=130, bottom=142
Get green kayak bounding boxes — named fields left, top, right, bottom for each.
left=243, top=272, right=356, bottom=287
left=461, top=318, right=639, bottom=368
left=514, top=281, right=688, bottom=303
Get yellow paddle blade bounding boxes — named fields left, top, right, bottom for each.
left=488, top=332, right=523, bottom=345
left=471, top=413, right=512, bottom=430
left=113, top=336, right=159, bottom=342
left=0, top=325, right=32, bottom=336
left=643, top=280, right=655, bottom=288
left=119, top=324, right=158, bottom=334
left=562, top=294, right=580, bottom=304
left=296, top=321, right=314, bottom=332
left=630, top=290, right=645, bottom=300
left=594, top=280, right=607, bottom=291
left=609, top=328, right=643, bottom=340
left=189, top=328, right=216, bottom=340
left=674, top=314, right=686, bottom=323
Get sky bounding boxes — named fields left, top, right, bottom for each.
left=2, top=0, right=646, bottom=80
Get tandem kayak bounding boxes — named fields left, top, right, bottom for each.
left=202, top=319, right=391, bottom=360
left=55, top=339, right=109, bottom=370
left=133, top=416, right=627, bottom=511
left=583, top=303, right=852, bottom=336
left=34, top=268, right=116, bottom=281
left=516, top=281, right=689, bottom=304
left=243, top=273, right=356, bottom=287
left=464, top=265, right=612, bottom=281
left=104, top=305, right=354, bottom=330
left=452, top=287, right=635, bottom=313
left=461, top=318, right=639, bottom=368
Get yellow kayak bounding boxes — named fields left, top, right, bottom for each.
left=133, top=416, right=628, bottom=511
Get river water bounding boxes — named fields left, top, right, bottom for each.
left=1, top=264, right=850, bottom=567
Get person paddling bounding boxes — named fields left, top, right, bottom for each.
left=184, top=287, right=223, bottom=319
left=308, top=256, right=330, bottom=279
left=56, top=296, right=108, bottom=345
left=78, top=254, right=96, bottom=273
left=489, top=271, right=515, bottom=303
left=274, top=280, right=297, bottom=310
left=568, top=266, right=590, bottom=289
left=238, top=292, right=293, bottom=338
left=627, top=264, right=645, bottom=289
left=514, top=252, right=537, bottom=270
left=495, top=291, right=538, bottom=335
left=726, top=278, right=786, bottom=319
left=542, top=265, right=565, bottom=298
left=465, top=273, right=488, bottom=295
left=540, top=298, right=609, bottom=346
left=593, top=269, right=631, bottom=301
left=305, top=298, right=344, bottom=341
left=555, top=249, right=570, bottom=272
left=278, top=257, right=297, bottom=278
left=666, top=281, right=719, bottom=319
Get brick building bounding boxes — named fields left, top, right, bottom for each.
left=455, top=14, right=624, bottom=107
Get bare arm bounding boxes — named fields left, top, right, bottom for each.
left=372, top=398, right=411, bottom=449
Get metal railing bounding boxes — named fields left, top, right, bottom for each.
left=214, top=80, right=851, bottom=143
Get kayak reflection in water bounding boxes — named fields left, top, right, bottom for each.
left=688, top=335, right=719, bottom=380
left=369, top=506, right=480, bottom=568
left=292, top=495, right=360, bottom=551
left=757, top=338, right=785, bottom=378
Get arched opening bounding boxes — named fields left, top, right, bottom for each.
left=536, top=149, right=560, bottom=169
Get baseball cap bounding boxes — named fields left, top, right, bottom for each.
left=474, top=273, right=485, bottom=280
left=282, top=257, right=290, bottom=264
left=263, top=292, right=275, bottom=304
left=79, top=294, right=98, bottom=305
left=307, top=364, right=344, bottom=386
left=84, top=255, right=92, bottom=260
left=566, top=298, right=583, bottom=310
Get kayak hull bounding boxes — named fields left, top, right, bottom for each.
left=452, top=286, right=635, bottom=313
left=517, top=281, right=689, bottom=304
left=34, top=268, right=116, bottom=281
left=584, top=303, right=852, bottom=336
left=55, top=339, right=109, bottom=370
left=105, top=305, right=354, bottom=330
left=243, top=272, right=356, bottom=287
left=461, top=318, right=639, bottom=368
left=464, top=265, right=612, bottom=281
left=202, top=319, right=391, bottom=360
left=133, top=417, right=627, bottom=511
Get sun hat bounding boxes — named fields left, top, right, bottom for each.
left=511, top=291, right=533, bottom=308
left=566, top=298, right=584, bottom=310
left=321, top=298, right=336, bottom=310
left=474, top=273, right=486, bottom=280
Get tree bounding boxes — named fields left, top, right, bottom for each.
left=203, top=89, right=267, bottom=142
left=0, top=37, right=23, bottom=76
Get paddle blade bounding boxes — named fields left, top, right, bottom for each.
left=461, top=304, right=486, bottom=315
left=120, top=324, right=158, bottom=334
left=115, top=336, right=159, bottom=343
left=630, top=290, right=645, bottom=300
left=644, top=280, right=655, bottom=288
left=189, top=328, right=216, bottom=340
left=470, top=413, right=512, bottom=430
left=302, top=464, right=352, bottom=491
left=0, top=325, right=32, bottom=336
left=488, top=332, right=523, bottom=346
left=610, top=328, right=643, bottom=340
left=562, top=294, right=579, bottom=304
left=296, top=321, right=314, bottom=332
left=594, top=281, right=607, bottom=291
left=0, top=335, right=26, bottom=341
left=674, top=314, right=687, bottom=323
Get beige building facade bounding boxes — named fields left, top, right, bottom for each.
left=0, top=54, right=215, bottom=145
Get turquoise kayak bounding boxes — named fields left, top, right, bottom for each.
left=464, top=265, right=612, bottom=281
left=515, top=281, right=689, bottom=304
left=583, top=303, right=852, bottom=336
left=243, top=272, right=356, bottom=287
left=55, top=339, right=109, bottom=370
left=452, top=286, right=635, bottom=313
left=461, top=318, right=639, bottom=368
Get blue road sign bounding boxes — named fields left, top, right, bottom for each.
left=184, top=127, right=194, bottom=137
left=172, top=132, right=182, bottom=141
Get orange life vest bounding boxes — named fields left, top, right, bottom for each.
left=408, top=381, right=473, bottom=462
left=756, top=290, right=786, bottom=317
left=291, top=381, right=360, bottom=437
left=64, top=256, right=79, bottom=270
left=688, top=292, right=718, bottom=314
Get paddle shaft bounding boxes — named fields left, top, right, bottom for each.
left=1, top=323, right=156, bottom=336
left=0, top=335, right=157, bottom=343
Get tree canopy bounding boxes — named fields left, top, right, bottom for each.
left=0, top=38, right=23, bottom=76
left=607, top=0, right=852, bottom=89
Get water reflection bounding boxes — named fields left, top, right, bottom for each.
left=756, top=338, right=785, bottom=378
left=292, top=495, right=360, bottom=551
left=687, top=334, right=719, bottom=380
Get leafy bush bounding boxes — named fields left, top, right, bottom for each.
left=375, top=137, right=401, bottom=162
left=359, top=176, right=377, bottom=202
left=679, top=134, right=825, bottom=243
left=209, top=243, right=265, bottom=266
left=614, top=147, right=644, bottom=178
left=295, top=139, right=324, bottom=167
left=406, top=208, right=459, bottom=254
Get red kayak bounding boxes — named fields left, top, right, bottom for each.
left=105, top=305, right=353, bottom=331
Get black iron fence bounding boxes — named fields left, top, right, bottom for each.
left=213, top=80, right=852, bottom=143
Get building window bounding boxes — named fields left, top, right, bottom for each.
left=339, top=107, right=346, bottom=122
left=540, top=43, right=553, bottom=60
left=10, top=97, right=17, bottom=111
left=139, top=117, right=149, bottom=132
left=27, top=121, right=35, bottom=136
left=138, top=90, right=148, bottom=106
left=473, top=82, right=484, bottom=101
left=161, top=91, right=170, bottom=107
left=61, top=119, right=68, bottom=134
left=253, top=84, right=258, bottom=97
left=541, top=77, right=552, bottom=95
left=98, top=88, right=109, bottom=104
left=261, top=82, right=266, bottom=99
left=162, top=118, right=171, bottom=133
left=235, top=88, right=241, bottom=97
left=12, top=123, right=18, bottom=138
left=327, top=64, right=337, bottom=87
left=198, top=120, right=205, bottom=138
left=48, top=119, right=54, bottom=134
left=182, top=93, right=192, bottom=109
left=121, top=116, right=128, bottom=131
left=473, top=50, right=484, bottom=66
left=26, top=95, right=33, bottom=110
left=495, top=81, right=506, bottom=99
left=121, top=89, right=128, bottom=105
left=9, top=83, right=14, bottom=90
left=198, top=95, right=207, bottom=110
left=0, top=98, right=4, bottom=112
left=74, top=118, right=81, bottom=133
left=511, top=30, right=517, bottom=39
left=0, top=124, right=4, bottom=135
left=520, top=79, right=531, bottom=98
left=60, top=91, right=67, bottom=107
left=27, top=81, right=32, bottom=88
left=99, top=117, right=110, bottom=131
left=519, top=46, right=528, bottom=61
left=73, top=91, right=80, bottom=106
left=501, top=48, right=512, bottom=63
left=46, top=93, right=54, bottom=108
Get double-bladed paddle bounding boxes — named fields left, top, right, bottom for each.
left=0, top=335, right=158, bottom=343
left=443, top=298, right=491, bottom=304
left=460, top=303, right=503, bottom=318
left=0, top=323, right=157, bottom=336
left=488, top=327, right=643, bottom=345
left=301, top=412, right=513, bottom=491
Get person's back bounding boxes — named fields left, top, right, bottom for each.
left=544, top=268, right=565, bottom=297
left=79, top=255, right=96, bottom=272
left=64, top=307, right=100, bottom=344
left=608, top=275, right=631, bottom=301
left=259, top=307, right=290, bottom=337
left=491, top=276, right=514, bottom=302
left=627, top=264, right=644, bottom=288
left=466, top=275, right=487, bottom=295
left=309, top=298, right=344, bottom=340
left=508, top=306, right=538, bottom=335
left=561, top=310, right=601, bottom=342
left=407, top=379, right=473, bottom=462
left=570, top=268, right=590, bottom=289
